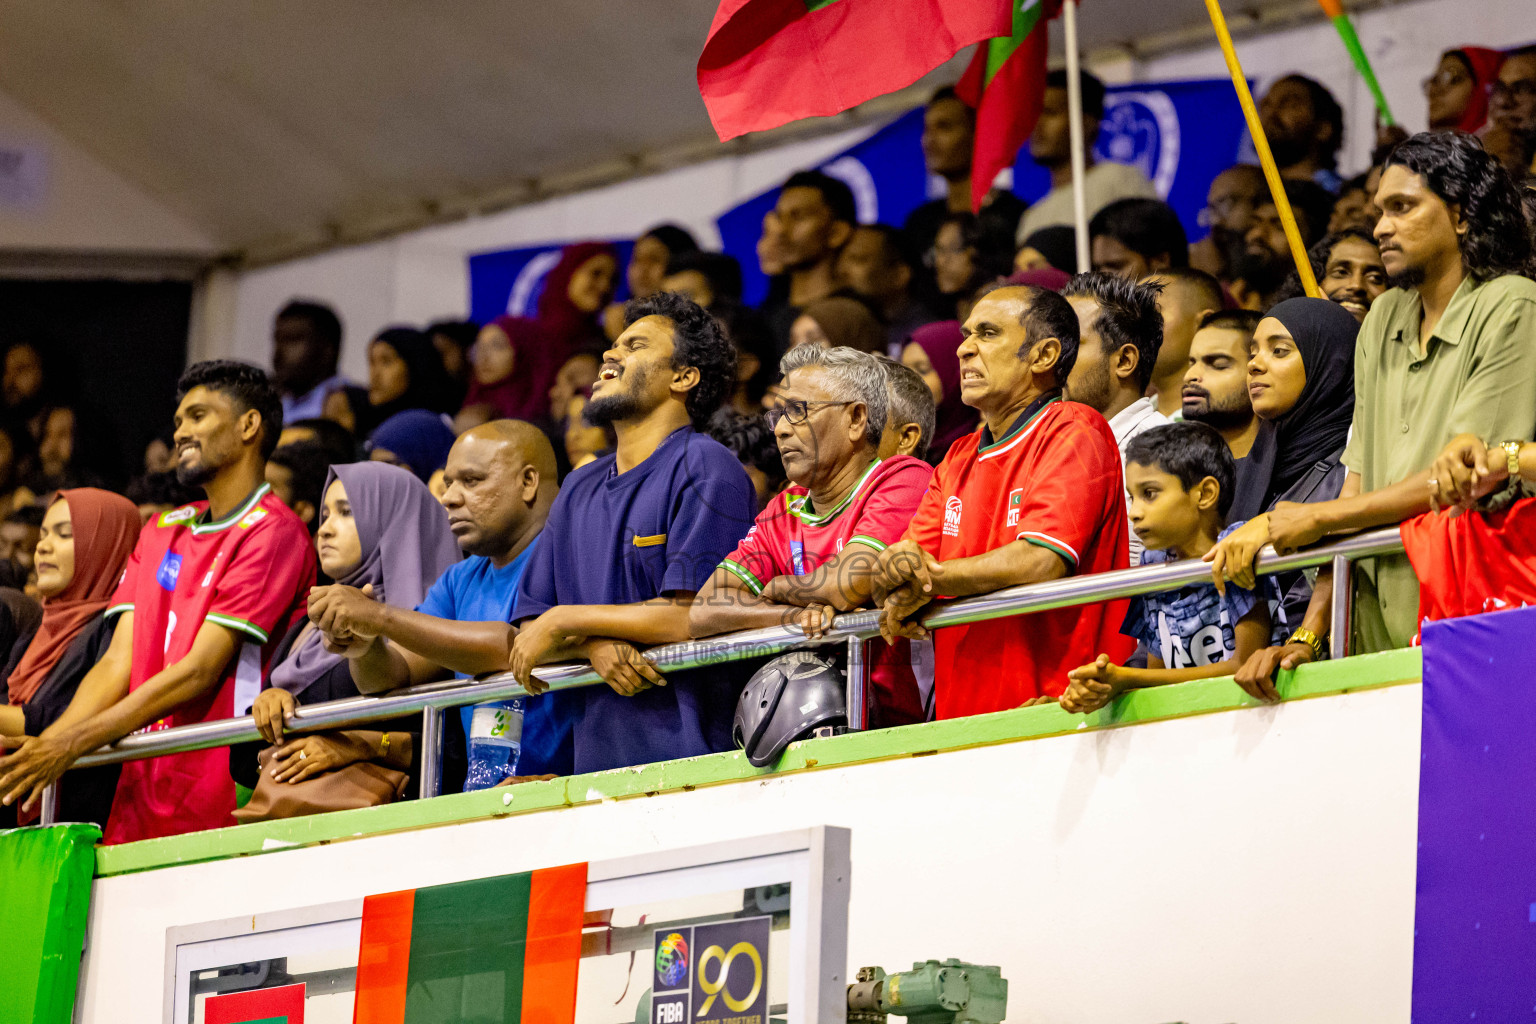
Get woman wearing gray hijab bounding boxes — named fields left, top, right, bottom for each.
left=233, top=461, right=461, bottom=792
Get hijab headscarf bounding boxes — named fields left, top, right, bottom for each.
left=269, top=462, right=461, bottom=697
left=536, top=241, right=618, bottom=353
left=1446, top=47, right=1506, bottom=134
left=910, top=320, right=979, bottom=461
left=462, top=242, right=617, bottom=424
left=7, top=489, right=139, bottom=706
left=1229, top=297, right=1359, bottom=522
left=362, top=327, right=457, bottom=435
left=800, top=297, right=885, bottom=354
left=366, top=410, right=456, bottom=483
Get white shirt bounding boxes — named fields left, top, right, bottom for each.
left=1016, top=161, right=1160, bottom=246
left=1107, top=396, right=1170, bottom=566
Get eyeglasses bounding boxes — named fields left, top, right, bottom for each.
left=1491, top=79, right=1536, bottom=103
left=766, top=399, right=854, bottom=428
left=1422, top=68, right=1472, bottom=96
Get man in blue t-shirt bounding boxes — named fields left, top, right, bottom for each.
left=307, top=420, right=576, bottom=777
left=511, top=292, right=757, bottom=774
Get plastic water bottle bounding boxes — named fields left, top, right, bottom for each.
left=464, top=699, right=524, bottom=791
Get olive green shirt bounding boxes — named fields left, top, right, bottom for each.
left=1341, top=273, right=1536, bottom=652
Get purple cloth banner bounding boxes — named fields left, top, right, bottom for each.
left=1413, top=604, right=1536, bottom=1020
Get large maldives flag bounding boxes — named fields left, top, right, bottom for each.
left=352, top=864, right=587, bottom=1023
left=698, top=0, right=1012, bottom=140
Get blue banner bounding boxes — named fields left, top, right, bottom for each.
left=467, top=240, right=633, bottom=326
left=1413, top=604, right=1536, bottom=1019
left=470, top=78, right=1250, bottom=316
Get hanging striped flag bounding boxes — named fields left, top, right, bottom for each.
left=697, top=0, right=1013, bottom=141
left=956, top=0, right=1065, bottom=212
left=352, top=863, right=587, bottom=1024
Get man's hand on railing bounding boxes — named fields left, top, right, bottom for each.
left=508, top=610, right=588, bottom=695
left=309, top=583, right=385, bottom=652
left=252, top=688, right=299, bottom=744
left=587, top=640, right=667, bottom=696
left=871, top=540, right=943, bottom=608
left=1232, top=643, right=1312, bottom=702
left=0, top=733, right=76, bottom=812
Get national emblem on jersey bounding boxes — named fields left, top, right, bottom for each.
left=237, top=507, right=269, bottom=529
left=1005, top=487, right=1024, bottom=528
left=942, top=496, right=963, bottom=537
left=158, top=505, right=196, bottom=528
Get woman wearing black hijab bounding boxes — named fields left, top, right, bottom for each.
left=1229, top=297, right=1359, bottom=522
left=355, top=327, right=458, bottom=438
left=1214, top=296, right=1359, bottom=630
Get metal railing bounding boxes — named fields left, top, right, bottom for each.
left=36, top=527, right=1406, bottom=825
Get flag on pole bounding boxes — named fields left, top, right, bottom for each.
left=956, top=0, right=1066, bottom=213
left=698, top=0, right=1014, bottom=141
left=352, top=864, right=587, bottom=1024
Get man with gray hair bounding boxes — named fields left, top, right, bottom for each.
left=690, top=345, right=933, bottom=726
left=876, top=355, right=935, bottom=461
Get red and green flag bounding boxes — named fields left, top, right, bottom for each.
left=956, top=0, right=1065, bottom=212
left=352, top=863, right=587, bottom=1024
left=698, top=0, right=1013, bottom=141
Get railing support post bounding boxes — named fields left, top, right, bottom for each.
left=1329, top=554, right=1352, bottom=661
left=846, top=637, right=869, bottom=731
left=40, top=782, right=59, bottom=825
left=419, top=706, right=444, bottom=798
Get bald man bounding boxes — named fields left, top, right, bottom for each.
left=305, top=420, right=576, bottom=780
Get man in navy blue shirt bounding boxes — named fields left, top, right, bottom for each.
left=307, top=420, right=576, bottom=778
left=511, top=292, right=757, bottom=773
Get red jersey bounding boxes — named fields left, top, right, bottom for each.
left=904, top=396, right=1132, bottom=716
left=722, top=455, right=933, bottom=726
left=1401, top=497, right=1536, bottom=635
left=102, top=485, right=316, bottom=844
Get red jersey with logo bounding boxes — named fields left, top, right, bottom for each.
left=904, top=396, right=1132, bottom=716
left=722, top=455, right=933, bottom=726
left=102, top=485, right=316, bottom=844
left=1400, top=497, right=1536, bottom=635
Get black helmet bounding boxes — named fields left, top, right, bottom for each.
left=734, top=652, right=846, bottom=767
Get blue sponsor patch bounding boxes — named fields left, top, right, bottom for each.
left=156, top=552, right=182, bottom=591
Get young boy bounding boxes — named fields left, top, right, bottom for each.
left=1061, top=422, right=1274, bottom=714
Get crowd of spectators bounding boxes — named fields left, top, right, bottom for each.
left=1, top=41, right=1535, bottom=844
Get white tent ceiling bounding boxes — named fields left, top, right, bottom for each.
left=0, top=0, right=1395, bottom=262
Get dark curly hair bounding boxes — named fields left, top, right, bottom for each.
left=1062, top=272, right=1166, bottom=392
left=624, top=291, right=735, bottom=429
left=1383, top=132, right=1530, bottom=282
left=176, top=359, right=284, bottom=459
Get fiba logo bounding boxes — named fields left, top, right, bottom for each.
left=942, top=496, right=963, bottom=537
left=1095, top=90, right=1180, bottom=198
left=655, top=932, right=689, bottom=988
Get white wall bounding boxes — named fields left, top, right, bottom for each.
left=80, top=683, right=1423, bottom=1024
left=213, top=0, right=1536, bottom=381
left=0, top=85, right=215, bottom=256
left=224, top=124, right=881, bottom=383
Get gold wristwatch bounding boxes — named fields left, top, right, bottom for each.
left=1499, top=440, right=1524, bottom=483
left=1287, top=627, right=1326, bottom=661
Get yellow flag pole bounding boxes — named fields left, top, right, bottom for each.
left=1203, top=0, right=1320, bottom=298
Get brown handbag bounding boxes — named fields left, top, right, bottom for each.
left=233, top=739, right=410, bottom=824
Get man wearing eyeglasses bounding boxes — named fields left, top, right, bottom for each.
left=507, top=292, right=757, bottom=774
left=872, top=285, right=1134, bottom=718
left=689, top=346, right=934, bottom=727
left=1489, top=46, right=1536, bottom=176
